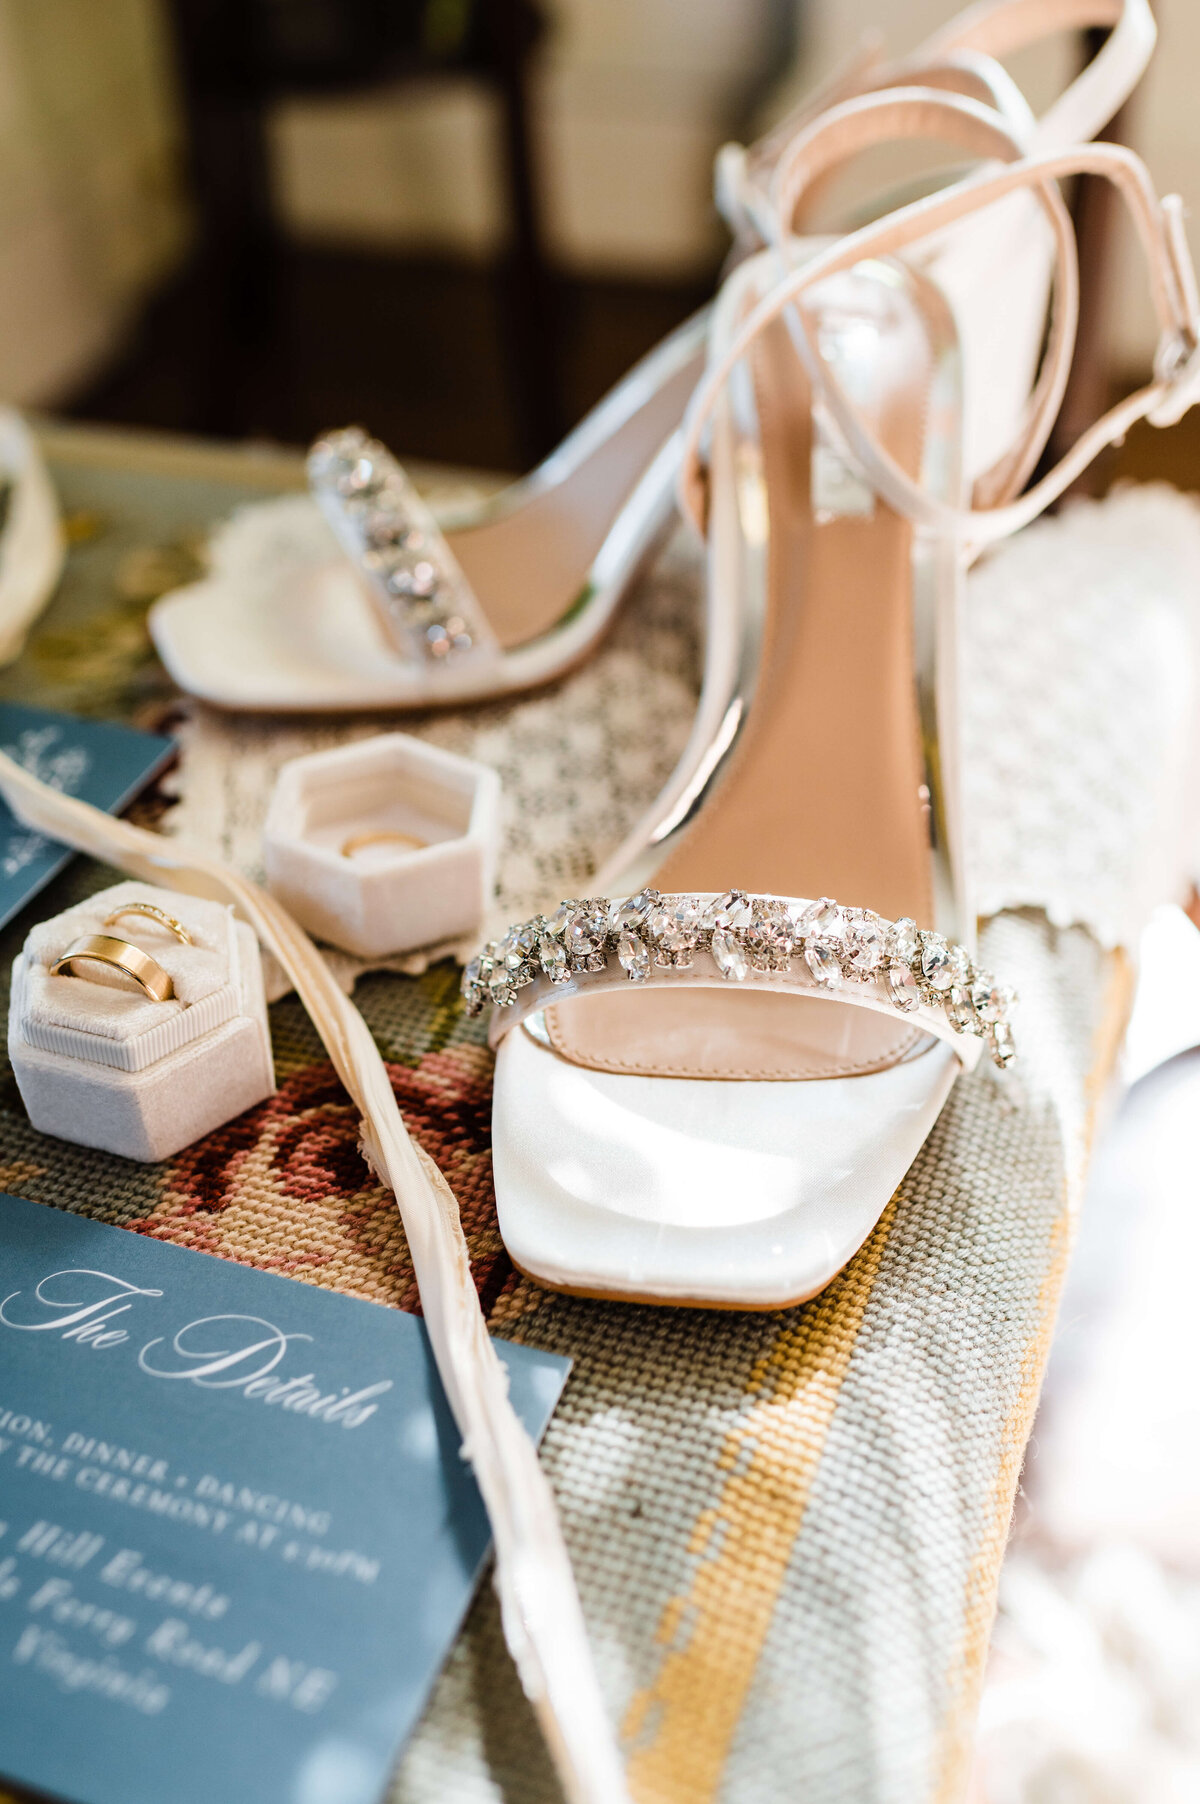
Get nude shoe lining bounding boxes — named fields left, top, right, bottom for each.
left=545, top=260, right=957, bottom=1081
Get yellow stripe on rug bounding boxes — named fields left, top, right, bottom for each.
left=623, top=1202, right=897, bottom=1804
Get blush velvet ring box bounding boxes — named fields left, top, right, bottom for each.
left=8, top=881, right=275, bottom=1161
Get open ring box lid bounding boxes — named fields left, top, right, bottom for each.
left=8, top=882, right=275, bottom=1162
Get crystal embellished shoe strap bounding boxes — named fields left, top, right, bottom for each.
left=464, top=890, right=1017, bottom=1070
left=308, top=427, right=499, bottom=669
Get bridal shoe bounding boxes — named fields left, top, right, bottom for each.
left=472, top=103, right=1200, bottom=1310
left=148, top=314, right=707, bottom=712
left=148, top=0, right=1149, bottom=714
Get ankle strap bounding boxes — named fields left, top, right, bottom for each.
left=768, top=87, right=1032, bottom=226
left=716, top=38, right=887, bottom=247
left=719, top=0, right=1155, bottom=246
left=681, top=140, right=1199, bottom=559
left=717, top=46, right=1032, bottom=250
left=763, top=87, right=1077, bottom=515
left=916, top=0, right=1155, bottom=149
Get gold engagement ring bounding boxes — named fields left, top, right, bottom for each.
left=103, top=902, right=192, bottom=944
left=340, top=830, right=425, bottom=858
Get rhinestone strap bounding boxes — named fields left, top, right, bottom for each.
left=463, top=890, right=1016, bottom=1069
left=308, top=427, right=498, bottom=668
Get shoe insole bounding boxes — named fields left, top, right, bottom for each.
left=450, top=351, right=704, bottom=651
left=544, top=259, right=958, bottom=1081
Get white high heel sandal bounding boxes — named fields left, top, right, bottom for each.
left=472, top=106, right=1200, bottom=1311
left=147, top=0, right=1150, bottom=716
left=148, top=315, right=708, bottom=713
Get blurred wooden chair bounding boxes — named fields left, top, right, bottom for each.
left=165, top=0, right=562, bottom=460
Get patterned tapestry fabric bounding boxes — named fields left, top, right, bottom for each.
left=0, top=424, right=1146, bottom=1802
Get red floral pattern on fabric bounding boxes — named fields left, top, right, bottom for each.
left=130, top=1043, right=508, bottom=1314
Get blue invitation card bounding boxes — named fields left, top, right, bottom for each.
left=0, top=703, right=175, bottom=930
left=0, top=1195, right=569, bottom=1804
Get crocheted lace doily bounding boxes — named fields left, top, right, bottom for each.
left=164, top=481, right=1200, bottom=987
left=962, top=483, right=1200, bottom=951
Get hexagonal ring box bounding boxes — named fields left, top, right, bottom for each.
left=263, top=733, right=500, bottom=958
left=9, top=882, right=275, bottom=1162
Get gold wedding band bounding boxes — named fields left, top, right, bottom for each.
left=50, top=934, right=175, bottom=1003
left=341, top=829, right=425, bottom=858
left=103, top=902, right=192, bottom=945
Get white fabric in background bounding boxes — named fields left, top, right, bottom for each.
left=973, top=1045, right=1200, bottom=1804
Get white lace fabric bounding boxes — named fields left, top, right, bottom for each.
left=964, top=483, right=1200, bottom=950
